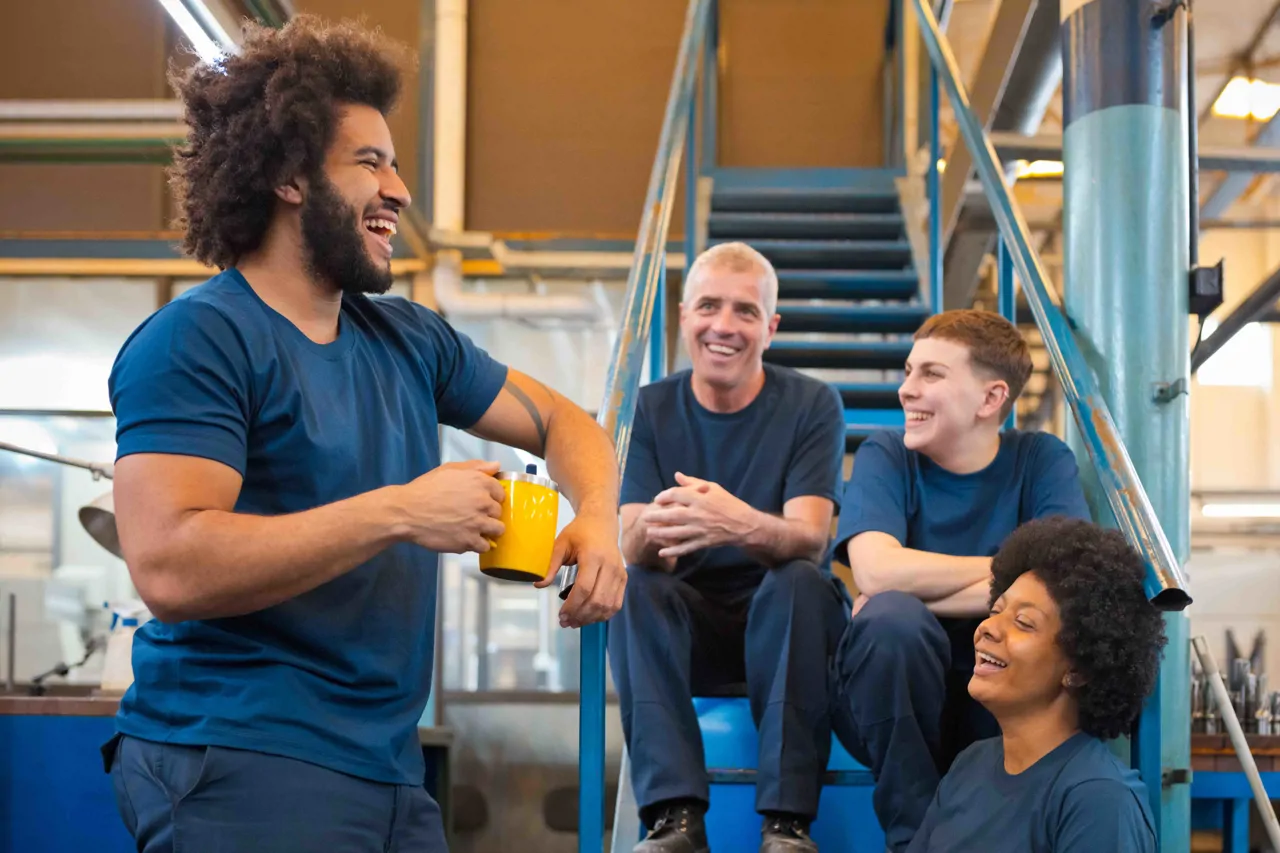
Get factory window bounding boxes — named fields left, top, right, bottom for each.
left=1197, top=319, right=1273, bottom=389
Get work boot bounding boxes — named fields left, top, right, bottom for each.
left=759, top=814, right=818, bottom=852
left=634, top=802, right=710, bottom=853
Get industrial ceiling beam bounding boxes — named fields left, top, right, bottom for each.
left=1201, top=114, right=1280, bottom=218
left=941, top=0, right=1062, bottom=310
left=939, top=0, right=1039, bottom=246
left=1191, top=262, right=1280, bottom=373
left=988, top=131, right=1280, bottom=173
left=1196, top=0, right=1280, bottom=125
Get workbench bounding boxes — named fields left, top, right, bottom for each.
left=1190, top=733, right=1280, bottom=853
left=0, top=692, right=454, bottom=851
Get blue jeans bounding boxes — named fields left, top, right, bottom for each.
left=105, top=734, right=446, bottom=852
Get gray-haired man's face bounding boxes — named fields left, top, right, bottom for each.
left=679, top=266, right=780, bottom=391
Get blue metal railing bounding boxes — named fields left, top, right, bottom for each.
left=577, top=1, right=713, bottom=849
left=910, top=0, right=1189, bottom=610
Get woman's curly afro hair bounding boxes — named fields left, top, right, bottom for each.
left=990, top=516, right=1167, bottom=740
left=168, top=16, right=411, bottom=269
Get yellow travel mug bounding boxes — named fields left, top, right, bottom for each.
left=478, top=465, right=560, bottom=583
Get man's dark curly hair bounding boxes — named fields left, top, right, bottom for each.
left=990, top=516, right=1167, bottom=740
left=168, top=16, right=410, bottom=269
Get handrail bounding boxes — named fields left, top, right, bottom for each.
left=574, top=1, right=714, bottom=850
left=909, top=0, right=1190, bottom=611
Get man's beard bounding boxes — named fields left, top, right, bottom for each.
left=300, top=174, right=394, bottom=296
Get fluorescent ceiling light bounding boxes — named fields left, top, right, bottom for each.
left=185, top=0, right=238, bottom=51
left=1212, top=76, right=1280, bottom=122
left=1014, top=159, right=1064, bottom=179
left=1201, top=502, right=1280, bottom=519
left=156, top=0, right=234, bottom=64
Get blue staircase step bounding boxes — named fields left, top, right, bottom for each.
left=845, top=423, right=885, bottom=453
left=832, top=382, right=903, bottom=409
left=764, top=339, right=911, bottom=370
left=777, top=303, right=929, bottom=334
left=776, top=269, right=920, bottom=301
left=711, top=187, right=899, bottom=215
left=711, top=238, right=912, bottom=270
left=846, top=408, right=904, bottom=428
left=708, top=212, right=904, bottom=241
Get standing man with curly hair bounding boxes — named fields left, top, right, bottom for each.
left=102, top=17, right=625, bottom=852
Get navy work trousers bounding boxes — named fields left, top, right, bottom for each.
left=608, top=560, right=850, bottom=822
left=105, top=734, right=446, bottom=852
left=830, top=591, right=999, bottom=852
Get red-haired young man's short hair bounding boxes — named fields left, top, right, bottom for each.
left=913, top=310, right=1032, bottom=420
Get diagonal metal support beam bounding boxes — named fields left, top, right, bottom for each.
left=939, top=0, right=1039, bottom=247
left=1201, top=113, right=1280, bottom=218
left=989, top=130, right=1280, bottom=173
left=940, top=0, right=1061, bottom=309
left=1191, top=262, right=1280, bottom=373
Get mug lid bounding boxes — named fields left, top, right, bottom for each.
left=496, top=471, right=559, bottom=491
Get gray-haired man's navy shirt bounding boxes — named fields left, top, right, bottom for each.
left=620, top=363, right=846, bottom=596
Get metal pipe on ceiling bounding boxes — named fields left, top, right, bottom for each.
left=0, top=100, right=184, bottom=121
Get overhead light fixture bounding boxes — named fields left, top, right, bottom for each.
left=1212, top=76, right=1280, bottom=122
left=1201, top=503, right=1280, bottom=519
left=1014, top=159, right=1064, bottom=179
left=155, top=0, right=240, bottom=64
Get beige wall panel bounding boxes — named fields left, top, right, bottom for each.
left=465, top=0, right=686, bottom=235
left=0, top=0, right=170, bottom=232
left=718, top=0, right=887, bottom=167
left=0, top=1, right=168, bottom=99
left=0, top=165, right=168, bottom=232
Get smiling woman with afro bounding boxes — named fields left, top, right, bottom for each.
left=906, top=516, right=1165, bottom=853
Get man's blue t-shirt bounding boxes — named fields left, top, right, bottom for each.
left=836, top=429, right=1089, bottom=668
left=620, top=363, right=845, bottom=596
left=907, top=732, right=1156, bottom=852
left=108, top=269, right=508, bottom=785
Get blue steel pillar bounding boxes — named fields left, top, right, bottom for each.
left=1061, top=1, right=1190, bottom=850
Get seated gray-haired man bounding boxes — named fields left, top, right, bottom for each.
left=609, top=241, right=851, bottom=853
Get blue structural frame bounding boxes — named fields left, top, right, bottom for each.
left=1060, top=2, right=1193, bottom=845
left=928, top=68, right=943, bottom=312
left=584, top=2, right=1196, bottom=850
left=997, top=237, right=1016, bottom=429
left=578, top=2, right=713, bottom=850
left=909, top=4, right=1192, bottom=850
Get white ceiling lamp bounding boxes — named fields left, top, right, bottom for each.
left=156, top=0, right=242, bottom=64
left=1201, top=503, right=1280, bottom=519
left=1212, top=76, right=1280, bottom=122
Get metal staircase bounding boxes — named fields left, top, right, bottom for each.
left=706, top=172, right=929, bottom=451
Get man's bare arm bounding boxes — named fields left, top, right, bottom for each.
left=846, top=531, right=991, bottom=600
left=740, top=495, right=833, bottom=566
left=468, top=368, right=624, bottom=627
left=620, top=503, right=677, bottom=572
left=115, top=454, right=505, bottom=624
left=468, top=369, right=618, bottom=522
